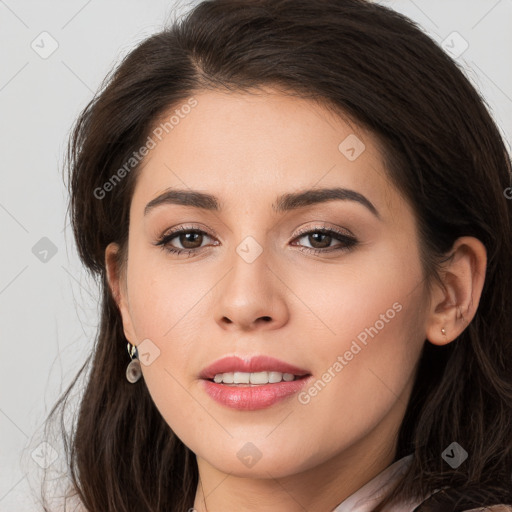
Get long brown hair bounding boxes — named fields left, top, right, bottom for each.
left=42, top=0, right=512, bottom=510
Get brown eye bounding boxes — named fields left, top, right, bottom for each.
left=306, top=232, right=333, bottom=249
left=291, top=227, right=358, bottom=255
left=178, top=231, right=204, bottom=249
left=155, top=227, right=216, bottom=256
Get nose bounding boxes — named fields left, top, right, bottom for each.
left=214, top=240, right=290, bottom=332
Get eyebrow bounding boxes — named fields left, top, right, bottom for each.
left=144, top=187, right=380, bottom=219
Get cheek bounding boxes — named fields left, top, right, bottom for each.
left=290, top=239, right=423, bottom=349
left=122, top=249, right=207, bottom=402
left=124, top=239, right=213, bottom=342
left=289, top=247, right=425, bottom=424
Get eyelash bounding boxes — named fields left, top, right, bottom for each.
left=154, top=224, right=358, bottom=257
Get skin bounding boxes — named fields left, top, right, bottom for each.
left=105, top=87, right=487, bottom=512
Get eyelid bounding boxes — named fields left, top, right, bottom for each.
left=159, top=223, right=217, bottom=240
left=292, top=222, right=355, bottom=239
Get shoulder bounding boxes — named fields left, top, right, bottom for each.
left=412, top=487, right=512, bottom=512
left=464, top=507, right=512, bottom=512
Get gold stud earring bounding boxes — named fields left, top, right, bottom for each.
left=441, top=328, right=446, bottom=336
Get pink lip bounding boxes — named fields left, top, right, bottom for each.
left=199, top=355, right=310, bottom=380
left=201, top=377, right=313, bottom=410
left=199, top=355, right=312, bottom=411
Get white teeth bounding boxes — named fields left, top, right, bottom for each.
left=249, top=371, right=268, bottom=384
left=212, top=371, right=299, bottom=385
left=268, top=371, right=283, bottom=383
left=221, top=372, right=234, bottom=384
left=234, top=371, right=250, bottom=384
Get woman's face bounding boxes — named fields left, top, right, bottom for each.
left=107, top=88, right=430, bottom=480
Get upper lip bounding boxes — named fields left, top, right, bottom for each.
left=199, top=355, right=311, bottom=380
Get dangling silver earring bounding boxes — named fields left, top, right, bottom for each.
left=126, top=342, right=142, bottom=383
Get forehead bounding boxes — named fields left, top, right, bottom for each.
left=130, top=88, right=401, bottom=220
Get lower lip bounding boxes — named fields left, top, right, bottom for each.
left=201, top=376, right=312, bottom=410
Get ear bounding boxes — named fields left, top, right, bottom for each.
left=105, top=242, right=138, bottom=345
left=425, top=236, right=487, bottom=346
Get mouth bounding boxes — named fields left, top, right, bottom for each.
left=199, top=354, right=312, bottom=410
left=201, top=372, right=313, bottom=411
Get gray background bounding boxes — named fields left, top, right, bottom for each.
left=1, top=0, right=511, bottom=509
